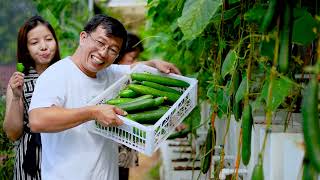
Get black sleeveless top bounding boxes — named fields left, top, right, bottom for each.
left=14, top=67, right=41, bottom=180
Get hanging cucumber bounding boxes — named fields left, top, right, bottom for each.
left=302, top=76, right=320, bottom=172
left=251, top=154, right=264, bottom=180
left=242, top=103, right=253, bottom=166
left=167, top=127, right=191, bottom=140
left=260, top=0, right=279, bottom=33
left=233, top=70, right=242, bottom=121
left=278, top=1, right=293, bottom=73
left=131, top=73, right=189, bottom=87
left=141, top=81, right=182, bottom=95
left=201, top=127, right=214, bottom=174
left=302, top=155, right=318, bottom=180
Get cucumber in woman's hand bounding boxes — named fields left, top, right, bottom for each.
left=16, top=63, right=25, bottom=72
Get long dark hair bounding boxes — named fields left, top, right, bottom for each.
left=17, top=15, right=60, bottom=74
left=114, top=32, right=144, bottom=64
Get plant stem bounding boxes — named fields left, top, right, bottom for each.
left=261, top=17, right=281, bottom=156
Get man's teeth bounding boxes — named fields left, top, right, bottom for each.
left=92, top=56, right=104, bottom=64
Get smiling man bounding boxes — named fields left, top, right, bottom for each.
left=28, top=14, right=180, bottom=180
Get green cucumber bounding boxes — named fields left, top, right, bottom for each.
left=141, top=81, right=182, bottom=95
left=131, top=73, right=189, bottom=87
left=260, top=0, right=279, bottom=33
left=242, top=103, right=253, bottom=166
left=126, top=106, right=170, bottom=124
left=167, top=127, right=191, bottom=140
left=278, top=1, right=293, bottom=73
left=251, top=154, right=264, bottom=180
left=106, top=98, right=133, bottom=105
left=106, top=95, right=153, bottom=105
left=119, top=88, right=139, bottom=98
left=117, top=98, right=155, bottom=112
left=302, top=156, right=318, bottom=180
left=201, top=127, right=213, bottom=174
left=154, top=97, right=166, bottom=106
left=132, top=94, right=154, bottom=102
left=128, top=84, right=180, bottom=103
left=233, top=70, right=242, bottom=121
left=302, top=76, right=320, bottom=172
left=16, top=63, right=25, bottom=72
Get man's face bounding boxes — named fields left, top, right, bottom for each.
left=78, top=25, right=123, bottom=77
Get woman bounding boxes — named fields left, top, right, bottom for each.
left=3, top=15, right=60, bottom=179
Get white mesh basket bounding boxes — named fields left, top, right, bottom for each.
left=87, top=64, right=198, bottom=156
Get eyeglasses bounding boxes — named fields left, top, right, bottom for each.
left=87, top=33, right=120, bottom=60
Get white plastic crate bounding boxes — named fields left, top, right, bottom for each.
left=87, top=64, right=198, bottom=156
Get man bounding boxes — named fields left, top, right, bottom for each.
left=28, top=14, right=180, bottom=180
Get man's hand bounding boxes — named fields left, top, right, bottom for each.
left=92, top=105, right=126, bottom=127
left=132, top=59, right=181, bottom=75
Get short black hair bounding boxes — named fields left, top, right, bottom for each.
left=83, top=14, right=127, bottom=58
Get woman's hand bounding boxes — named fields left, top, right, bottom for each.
left=8, top=72, right=24, bottom=99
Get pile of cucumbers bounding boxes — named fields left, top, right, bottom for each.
left=106, top=72, right=189, bottom=125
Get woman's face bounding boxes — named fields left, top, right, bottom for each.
left=118, top=50, right=140, bottom=65
left=27, top=24, right=57, bottom=67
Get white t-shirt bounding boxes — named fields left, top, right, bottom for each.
left=29, top=57, right=130, bottom=180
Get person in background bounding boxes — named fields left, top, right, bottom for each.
left=28, top=14, right=180, bottom=180
left=116, top=32, right=144, bottom=65
left=116, top=32, right=144, bottom=180
left=3, top=15, right=60, bottom=179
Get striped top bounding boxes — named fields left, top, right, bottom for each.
left=14, top=67, right=41, bottom=180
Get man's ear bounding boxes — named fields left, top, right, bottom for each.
left=79, top=31, right=87, bottom=45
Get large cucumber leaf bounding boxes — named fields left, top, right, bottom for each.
left=260, top=77, right=295, bottom=111
left=177, top=0, right=222, bottom=40
left=221, top=50, right=237, bottom=79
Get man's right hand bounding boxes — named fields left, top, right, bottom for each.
left=92, top=105, right=126, bottom=127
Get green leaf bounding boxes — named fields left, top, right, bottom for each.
left=221, top=50, right=237, bottom=79
left=212, top=6, right=240, bottom=24
left=217, top=88, right=229, bottom=118
left=177, top=0, right=222, bottom=40
left=229, top=0, right=240, bottom=4
left=235, top=75, right=247, bottom=103
left=259, top=38, right=275, bottom=60
left=207, top=83, right=216, bottom=103
left=244, top=5, right=267, bottom=24
left=292, top=12, right=318, bottom=45
left=260, top=77, right=294, bottom=111
left=40, top=8, right=59, bottom=29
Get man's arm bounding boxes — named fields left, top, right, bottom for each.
left=29, top=105, right=125, bottom=133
